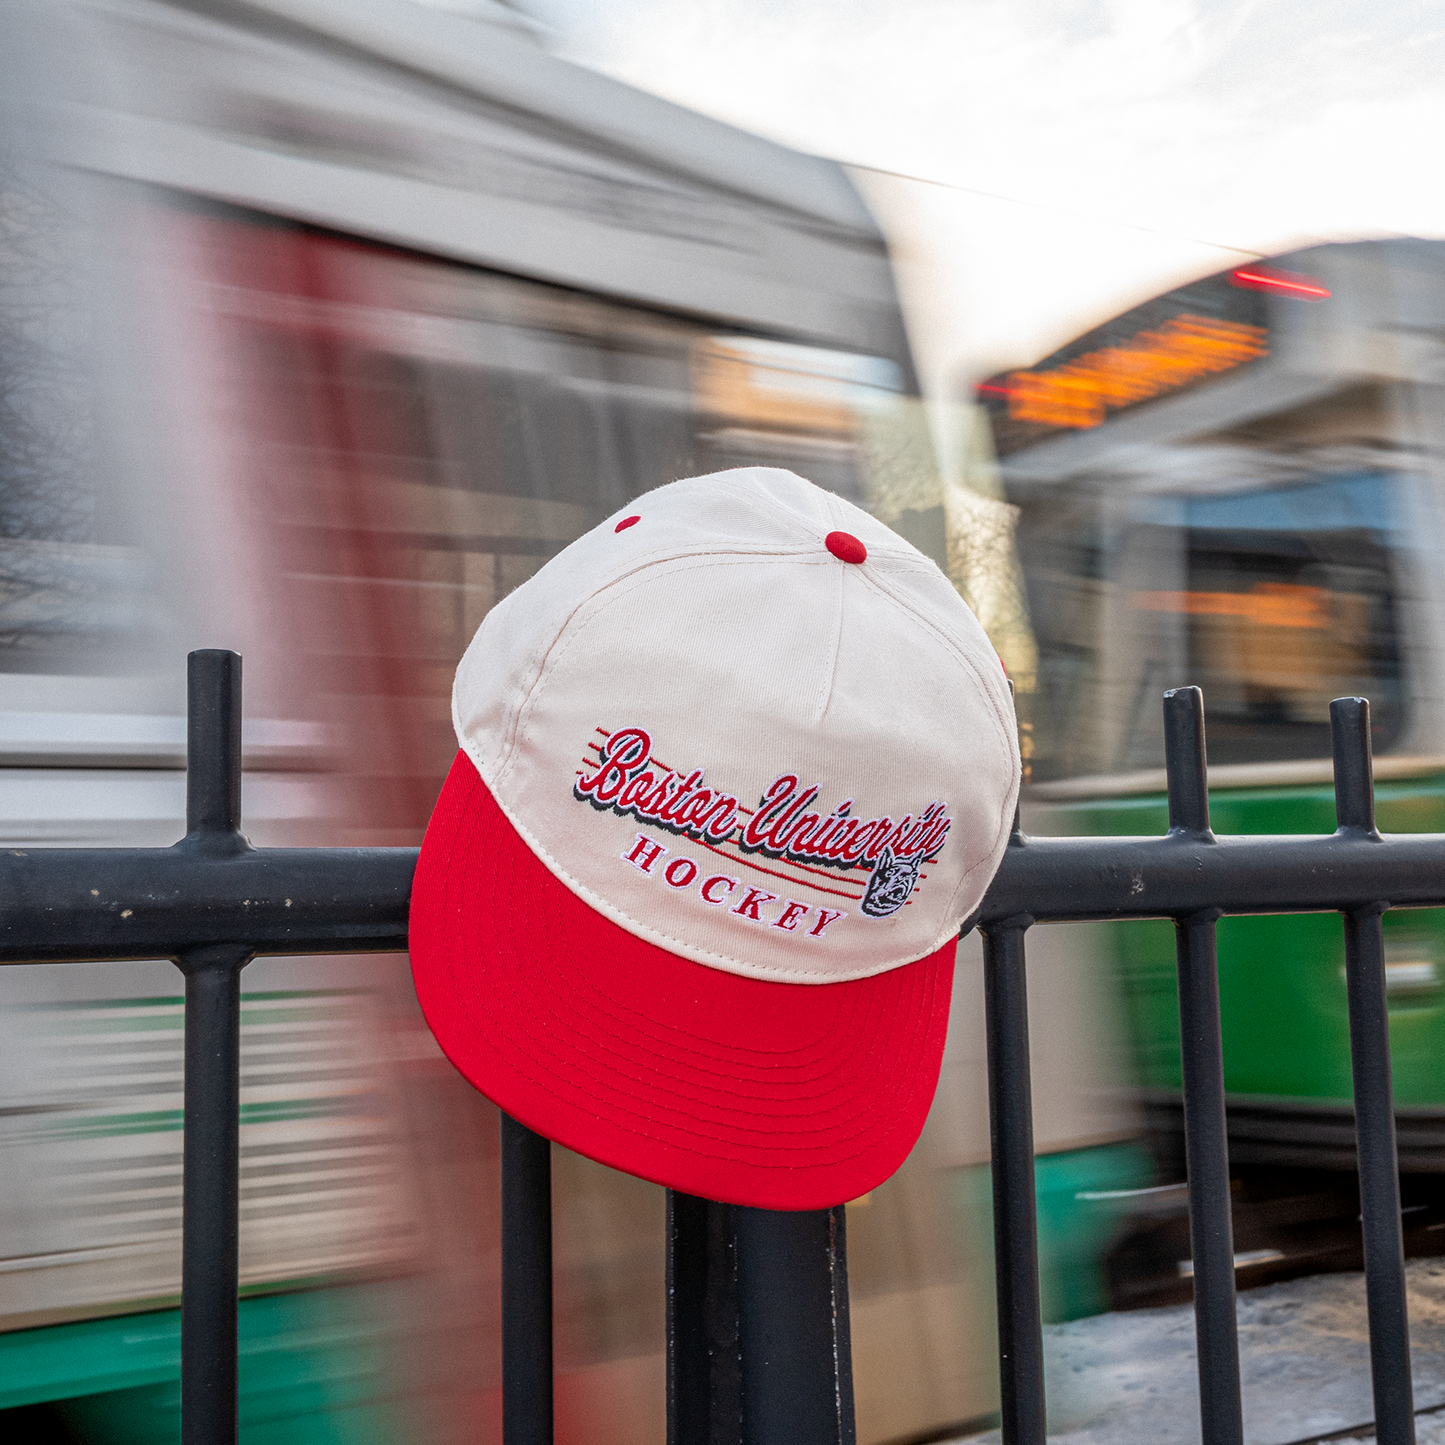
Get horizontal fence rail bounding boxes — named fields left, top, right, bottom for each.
left=1, top=656, right=1440, bottom=1445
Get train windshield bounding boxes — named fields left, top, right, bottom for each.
left=990, top=245, right=1445, bottom=783
left=1018, top=464, right=1409, bottom=778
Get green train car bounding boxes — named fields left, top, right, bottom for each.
left=980, top=239, right=1445, bottom=1303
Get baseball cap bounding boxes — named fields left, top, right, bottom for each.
left=409, top=467, right=1020, bottom=1209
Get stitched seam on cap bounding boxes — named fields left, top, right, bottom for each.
left=811, top=562, right=847, bottom=724
left=491, top=551, right=831, bottom=790
left=718, top=468, right=834, bottom=542
left=855, top=566, right=1015, bottom=762
left=468, top=471, right=919, bottom=772
left=848, top=567, right=1020, bottom=916
left=719, top=469, right=916, bottom=564
left=478, top=541, right=802, bottom=769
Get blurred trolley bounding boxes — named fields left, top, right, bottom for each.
left=981, top=238, right=1445, bottom=1308
left=0, top=1, right=1048, bottom=1441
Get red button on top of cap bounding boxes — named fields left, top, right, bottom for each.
left=825, top=531, right=867, bottom=564
left=615, top=515, right=641, bottom=533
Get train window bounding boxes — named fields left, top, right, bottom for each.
left=1021, top=469, right=1407, bottom=777
left=1163, top=473, right=1403, bottom=765
left=0, top=160, right=158, bottom=675
left=692, top=336, right=905, bottom=508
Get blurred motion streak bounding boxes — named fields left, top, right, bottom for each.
left=1131, top=583, right=1331, bottom=629
left=0, top=2, right=1123, bottom=1443
left=1230, top=264, right=1332, bottom=299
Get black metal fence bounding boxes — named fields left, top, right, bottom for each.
left=2, top=652, right=1439, bottom=1445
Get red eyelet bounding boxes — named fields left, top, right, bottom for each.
left=615, top=515, right=641, bottom=533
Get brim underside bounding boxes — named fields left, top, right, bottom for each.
left=408, top=752, right=955, bottom=1210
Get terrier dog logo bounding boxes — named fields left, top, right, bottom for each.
left=859, top=847, right=925, bottom=918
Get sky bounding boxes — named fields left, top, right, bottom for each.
left=489, top=0, right=1445, bottom=403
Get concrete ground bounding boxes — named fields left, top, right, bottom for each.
left=953, top=1258, right=1445, bottom=1445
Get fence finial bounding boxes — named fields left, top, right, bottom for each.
left=1163, top=686, right=1212, bottom=838
left=184, top=650, right=246, bottom=851
left=1331, top=697, right=1378, bottom=837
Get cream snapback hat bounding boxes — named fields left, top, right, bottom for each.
left=410, top=466, right=1020, bottom=1209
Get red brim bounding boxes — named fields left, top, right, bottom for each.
left=408, top=752, right=956, bottom=1210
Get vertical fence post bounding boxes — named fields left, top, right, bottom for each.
left=179, top=944, right=249, bottom=1445
left=733, top=1205, right=854, bottom=1445
left=985, top=677, right=1047, bottom=1445
left=668, top=1191, right=741, bottom=1445
left=1163, top=686, right=1243, bottom=1445
left=178, top=650, right=251, bottom=1445
left=983, top=910, right=1046, bottom=1445
left=667, top=1197, right=853, bottom=1445
left=1333, top=697, right=1415, bottom=1445
left=502, top=1113, right=554, bottom=1445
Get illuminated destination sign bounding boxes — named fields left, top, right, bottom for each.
left=986, top=314, right=1268, bottom=431
left=977, top=260, right=1317, bottom=455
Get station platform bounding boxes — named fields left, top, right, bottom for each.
left=955, top=1258, right=1445, bottom=1445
